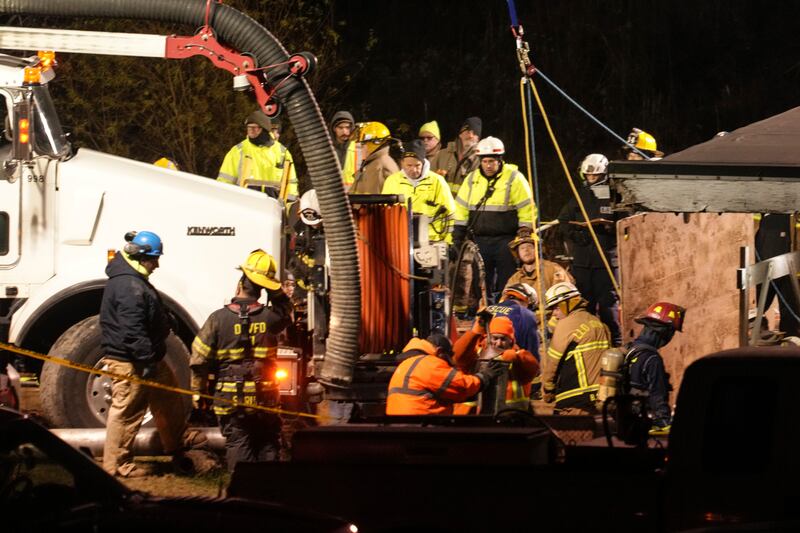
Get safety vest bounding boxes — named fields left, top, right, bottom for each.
left=217, top=138, right=298, bottom=199
left=381, top=170, right=456, bottom=243
left=340, top=140, right=358, bottom=187
left=190, top=298, right=284, bottom=416
left=543, top=307, right=610, bottom=410
left=454, top=163, right=536, bottom=236
left=386, top=338, right=483, bottom=415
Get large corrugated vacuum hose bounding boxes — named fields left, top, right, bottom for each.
left=0, top=0, right=361, bottom=387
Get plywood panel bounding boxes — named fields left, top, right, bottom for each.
left=618, top=213, right=754, bottom=398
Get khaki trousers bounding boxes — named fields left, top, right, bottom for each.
left=102, top=358, right=185, bottom=476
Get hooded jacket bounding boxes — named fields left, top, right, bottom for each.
left=349, top=145, right=399, bottom=195
left=386, top=338, right=483, bottom=415
left=100, top=252, right=170, bottom=365
left=330, top=111, right=358, bottom=185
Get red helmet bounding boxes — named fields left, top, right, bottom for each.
left=635, top=302, right=686, bottom=331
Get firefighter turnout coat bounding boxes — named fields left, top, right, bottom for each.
left=386, top=338, right=483, bottom=415
left=217, top=137, right=298, bottom=199
left=190, top=296, right=292, bottom=416
left=543, top=306, right=611, bottom=411
left=381, top=166, right=456, bottom=243
left=453, top=163, right=535, bottom=237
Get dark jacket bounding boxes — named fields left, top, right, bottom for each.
left=330, top=110, right=354, bottom=168
left=626, top=341, right=672, bottom=427
left=557, top=185, right=617, bottom=268
left=100, top=252, right=170, bottom=365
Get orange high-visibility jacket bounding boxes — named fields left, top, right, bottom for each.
left=386, top=338, right=483, bottom=415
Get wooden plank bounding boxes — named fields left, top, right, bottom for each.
left=617, top=213, right=754, bottom=400
left=613, top=179, right=800, bottom=213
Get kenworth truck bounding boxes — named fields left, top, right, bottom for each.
left=0, top=49, right=287, bottom=427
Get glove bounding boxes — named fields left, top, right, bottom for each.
left=542, top=383, right=556, bottom=403
left=471, top=308, right=493, bottom=335
left=475, top=360, right=507, bottom=390
left=140, top=363, right=157, bottom=380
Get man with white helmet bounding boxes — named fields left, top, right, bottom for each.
left=557, top=153, right=621, bottom=346
left=542, top=281, right=611, bottom=415
left=453, top=136, right=535, bottom=309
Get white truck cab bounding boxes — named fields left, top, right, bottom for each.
left=0, top=51, right=284, bottom=427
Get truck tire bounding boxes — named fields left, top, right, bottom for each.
left=39, top=315, right=191, bottom=428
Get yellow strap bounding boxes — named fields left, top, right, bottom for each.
left=520, top=77, right=549, bottom=354
left=0, top=341, right=326, bottom=420
left=529, top=78, right=621, bottom=297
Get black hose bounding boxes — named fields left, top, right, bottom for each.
left=0, top=0, right=361, bottom=387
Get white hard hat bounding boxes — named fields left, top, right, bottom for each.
left=476, top=136, right=505, bottom=157
left=544, top=281, right=581, bottom=309
left=579, top=153, right=609, bottom=176
left=299, top=189, right=322, bottom=226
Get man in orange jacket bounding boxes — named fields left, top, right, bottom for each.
left=453, top=315, right=540, bottom=411
left=386, top=333, right=504, bottom=415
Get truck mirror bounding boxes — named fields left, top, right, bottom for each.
left=12, top=100, right=32, bottom=162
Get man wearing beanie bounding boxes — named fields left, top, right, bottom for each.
left=218, top=109, right=298, bottom=200
left=329, top=110, right=357, bottom=187
left=430, top=116, right=483, bottom=196
left=381, top=139, right=455, bottom=242
left=418, top=120, right=442, bottom=161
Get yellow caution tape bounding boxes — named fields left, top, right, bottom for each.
left=0, top=341, right=327, bottom=420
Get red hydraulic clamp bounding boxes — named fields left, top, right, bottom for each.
left=165, top=23, right=315, bottom=117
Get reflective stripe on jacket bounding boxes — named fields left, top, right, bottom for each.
left=543, top=307, right=610, bottom=410
left=189, top=296, right=292, bottom=415
left=452, top=330, right=539, bottom=407
left=381, top=168, right=456, bottom=242
left=386, top=338, right=482, bottom=415
left=217, top=138, right=298, bottom=199
left=454, top=163, right=536, bottom=236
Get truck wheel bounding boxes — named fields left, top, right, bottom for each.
left=39, top=315, right=191, bottom=428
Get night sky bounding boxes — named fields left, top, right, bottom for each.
left=329, top=0, right=800, bottom=216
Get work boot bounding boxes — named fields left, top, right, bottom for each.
left=171, top=451, right=195, bottom=476
left=116, top=463, right=154, bottom=478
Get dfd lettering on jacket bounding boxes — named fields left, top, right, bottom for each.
left=572, top=319, right=604, bottom=340
left=233, top=322, right=268, bottom=335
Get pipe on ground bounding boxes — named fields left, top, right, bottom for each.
left=0, top=0, right=361, bottom=387
left=52, top=426, right=225, bottom=456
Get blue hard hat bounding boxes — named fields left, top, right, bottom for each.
left=125, top=230, right=164, bottom=257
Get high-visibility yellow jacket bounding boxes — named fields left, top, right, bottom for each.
left=543, top=305, right=610, bottom=411
left=386, top=338, right=483, bottom=415
left=217, top=138, right=298, bottom=200
left=453, top=163, right=536, bottom=237
left=381, top=169, right=456, bottom=243
left=339, top=140, right=358, bottom=188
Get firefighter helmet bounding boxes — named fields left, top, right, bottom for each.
left=625, top=128, right=657, bottom=153
left=579, top=153, right=608, bottom=177
left=239, top=249, right=281, bottom=290
left=503, top=283, right=538, bottom=308
left=476, top=136, right=505, bottom=158
left=299, top=189, right=322, bottom=226
left=123, top=230, right=163, bottom=257
left=153, top=157, right=178, bottom=170
left=508, top=235, right=538, bottom=258
left=635, top=302, right=686, bottom=331
left=544, top=281, right=581, bottom=310
left=355, top=121, right=390, bottom=143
